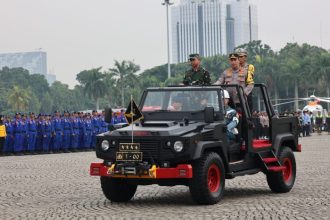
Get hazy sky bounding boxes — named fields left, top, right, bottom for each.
left=0, top=0, right=329, bottom=87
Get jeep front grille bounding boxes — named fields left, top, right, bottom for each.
left=118, top=139, right=160, bottom=162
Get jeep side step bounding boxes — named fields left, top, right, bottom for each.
left=267, top=166, right=285, bottom=172
left=226, top=168, right=261, bottom=179
left=257, top=150, right=284, bottom=173
left=252, top=139, right=272, bottom=151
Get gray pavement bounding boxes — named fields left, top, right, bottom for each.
left=0, top=134, right=330, bottom=220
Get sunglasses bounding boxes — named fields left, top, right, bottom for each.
left=189, top=58, right=196, bottom=61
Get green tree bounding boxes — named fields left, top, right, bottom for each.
left=28, top=74, right=50, bottom=99
left=49, top=81, right=74, bottom=112
left=76, top=67, right=107, bottom=110
left=7, top=86, right=32, bottom=112
left=103, top=72, right=120, bottom=107
left=109, top=60, right=140, bottom=107
left=40, top=92, right=53, bottom=114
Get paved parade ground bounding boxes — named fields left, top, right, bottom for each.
left=0, top=134, right=329, bottom=220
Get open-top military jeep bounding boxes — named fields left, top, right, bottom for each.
left=90, top=84, right=301, bottom=205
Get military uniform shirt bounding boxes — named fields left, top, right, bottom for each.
left=183, top=67, right=211, bottom=86
left=214, top=67, right=254, bottom=96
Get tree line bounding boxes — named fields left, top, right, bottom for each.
left=1, top=41, right=329, bottom=115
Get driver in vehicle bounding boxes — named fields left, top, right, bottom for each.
left=200, top=98, right=208, bottom=109
left=168, top=96, right=184, bottom=111
left=224, top=90, right=239, bottom=141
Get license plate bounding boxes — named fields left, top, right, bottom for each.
left=119, top=143, right=140, bottom=152
left=116, top=152, right=143, bottom=162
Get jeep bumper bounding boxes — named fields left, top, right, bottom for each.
left=90, top=163, right=193, bottom=179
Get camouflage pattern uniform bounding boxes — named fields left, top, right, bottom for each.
left=182, top=54, right=211, bottom=86
left=183, top=67, right=211, bottom=86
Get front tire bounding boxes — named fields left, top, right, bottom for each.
left=189, top=152, right=225, bottom=205
left=266, top=147, right=296, bottom=193
left=100, top=177, right=137, bottom=202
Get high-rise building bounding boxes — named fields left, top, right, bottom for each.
left=0, top=51, right=56, bottom=84
left=171, top=0, right=258, bottom=63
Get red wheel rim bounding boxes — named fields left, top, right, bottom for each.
left=207, top=164, right=221, bottom=193
left=282, top=157, right=293, bottom=183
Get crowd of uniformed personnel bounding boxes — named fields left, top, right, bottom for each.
left=0, top=110, right=127, bottom=156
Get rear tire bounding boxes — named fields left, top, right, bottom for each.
left=266, top=147, right=296, bottom=193
left=100, top=177, right=137, bottom=202
left=189, top=152, right=225, bottom=205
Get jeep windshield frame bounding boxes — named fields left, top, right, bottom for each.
left=139, top=86, right=225, bottom=122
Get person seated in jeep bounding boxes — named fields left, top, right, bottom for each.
left=224, top=90, right=239, bottom=141
left=168, top=96, right=184, bottom=111
left=200, top=98, right=208, bottom=108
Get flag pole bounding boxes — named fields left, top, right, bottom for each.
left=131, top=94, right=134, bottom=143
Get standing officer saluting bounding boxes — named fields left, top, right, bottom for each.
left=183, top=54, right=211, bottom=86
left=235, top=48, right=255, bottom=110
left=214, top=53, right=254, bottom=106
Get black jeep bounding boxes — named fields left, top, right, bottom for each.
left=90, top=84, right=301, bottom=205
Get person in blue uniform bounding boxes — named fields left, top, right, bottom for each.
left=100, top=111, right=109, bottom=133
left=78, top=112, right=85, bottom=151
left=42, top=115, right=53, bottom=153
left=223, top=90, right=239, bottom=142
left=91, top=110, right=100, bottom=149
left=21, top=114, right=28, bottom=153
left=27, top=112, right=37, bottom=154
left=111, top=113, right=119, bottom=125
left=83, top=114, right=93, bottom=150
left=52, top=111, right=63, bottom=152
left=118, top=109, right=126, bottom=123
left=62, top=111, right=72, bottom=153
left=36, top=114, right=44, bottom=153
left=4, top=116, right=14, bottom=155
left=71, top=112, right=80, bottom=152
left=13, top=113, right=24, bottom=155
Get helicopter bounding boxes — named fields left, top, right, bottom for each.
left=272, top=94, right=330, bottom=114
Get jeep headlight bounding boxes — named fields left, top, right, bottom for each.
left=101, top=140, right=110, bottom=151
left=173, top=141, right=184, bottom=152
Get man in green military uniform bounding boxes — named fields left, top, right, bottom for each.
left=182, top=54, right=211, bottom=86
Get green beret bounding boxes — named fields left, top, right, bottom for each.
left=189, top=54, right=200, bottom=60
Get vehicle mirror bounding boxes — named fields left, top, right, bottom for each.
left=204, top=107, right=215, bottom=123
left=104, top=108, right=112, bottom=123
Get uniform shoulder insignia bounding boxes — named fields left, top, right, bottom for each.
left=226, top=68, right=233, bottom=77
left=248, top=64, right=255, bottom=71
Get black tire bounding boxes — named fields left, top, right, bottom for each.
left=266, top=147, right=296, bottom=193
left=189, top=152, right=225, bottom=205
left=100, top=177, right=137, bottom=202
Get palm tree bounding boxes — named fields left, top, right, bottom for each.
left=76, top=67, right=106, bottom=110
left=7, top=86, right=31, bottom=112
left=103, top=71, right=120, bottom=107
left=109, top=60, right=140, bottom=107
